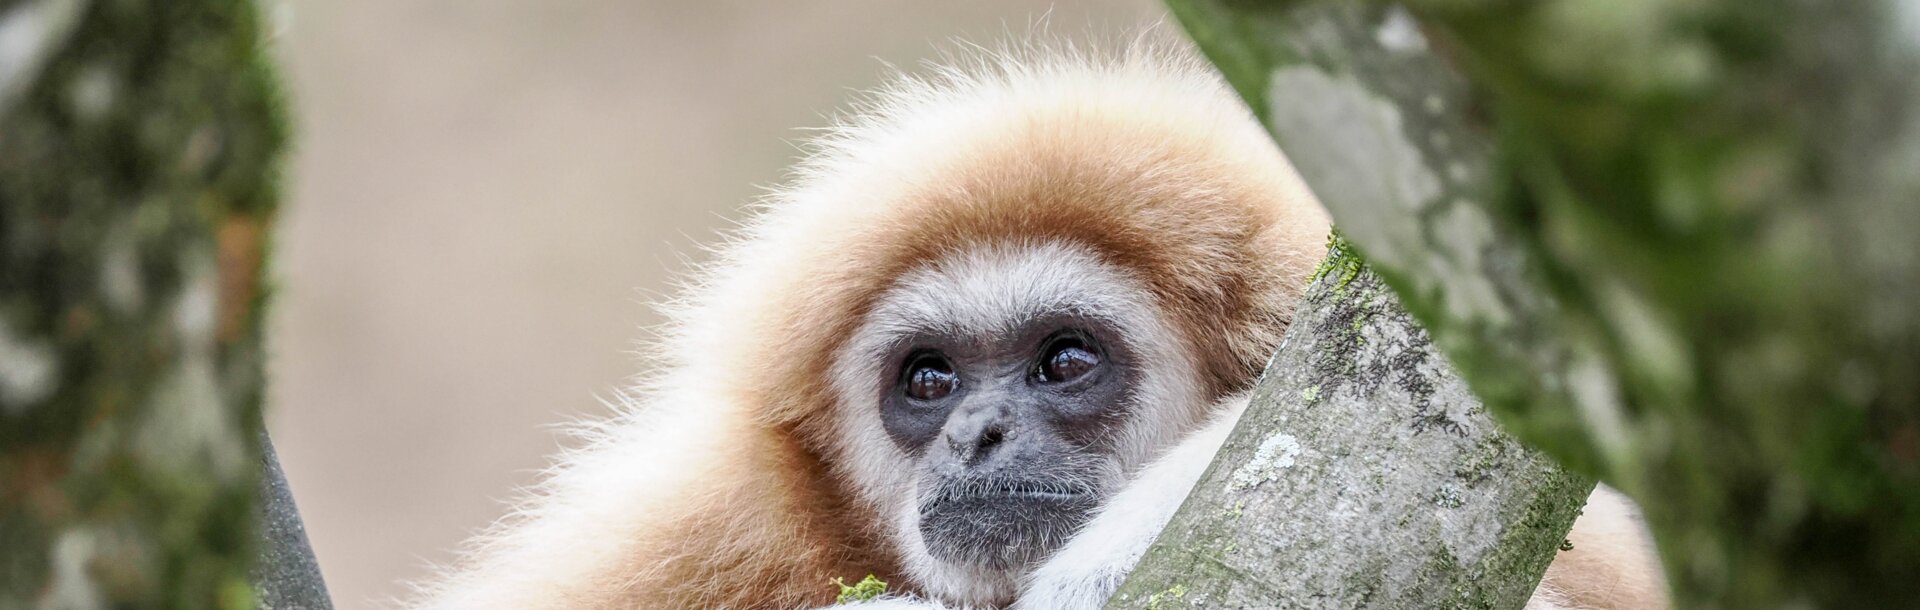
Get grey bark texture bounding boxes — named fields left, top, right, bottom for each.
left=0, top=0, right=294, bottom=608
left=1106, top=247, right=1591, bottom=610
left=1165, top=0, right=1920, bottom=607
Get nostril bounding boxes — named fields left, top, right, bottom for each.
left=977, top=428, right=1004, bottom=451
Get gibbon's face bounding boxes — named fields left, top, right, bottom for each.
left=831, top=241, right=1205, bottom=577
left=881, top=312, right=1135, bottom=569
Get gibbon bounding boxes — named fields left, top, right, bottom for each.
left=411, top=39, right=1668, bottom=610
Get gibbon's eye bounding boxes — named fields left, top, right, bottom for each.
left=903, top=352, right=958, bottom=401
left=1037, top=333, right=1101, bottom=383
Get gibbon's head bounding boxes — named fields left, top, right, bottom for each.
left=678, top=41, right=1326, bottom=604
left=843, top=241, right=1188, bottom=574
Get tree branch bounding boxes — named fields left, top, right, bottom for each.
left=1107, top=244, right=1589, bottom=609
left=1165, top=0, right=1920, bottom=606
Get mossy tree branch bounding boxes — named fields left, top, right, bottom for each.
left=1108, top=243, right=1591, bottom=609
left=1165, top=0, right=1920, bottom=606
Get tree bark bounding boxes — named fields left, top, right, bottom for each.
left=0, top=1, right=292, bottom=607
left=1165, top=0, right=1920, bottom=606
left=1107, top=243, right=1591, bottom=609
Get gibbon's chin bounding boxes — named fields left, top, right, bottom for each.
left=917, top=477, right=1102, bottom=570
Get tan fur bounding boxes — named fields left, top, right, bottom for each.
left=410, top=40, right=1322, bottom=609
left=411, top=38, right=1664, bottom=610
left=1531, top=486, right=1672, bottom=610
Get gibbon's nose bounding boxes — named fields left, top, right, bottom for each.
left=944, top=405, right=1015, bottom=468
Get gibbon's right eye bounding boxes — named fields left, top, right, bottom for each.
left=903, top=353, right=958, bottom=401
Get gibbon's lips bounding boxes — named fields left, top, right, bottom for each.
left=919, top=476, right=1102, bottom=568
left=1003, top=488, right=1088, bottom=502
left=928, top=479, right=1097, bottom=504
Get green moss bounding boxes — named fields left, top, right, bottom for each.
left=832, top=574, right=888, bottom=603
left=1432, top=467, right=1594, bottom=609
left=1308, top=232, right=1366, bottom=293
left=1145, top=583, right=1189, bottom=610
left=1452, top=434, right=1517, bottom=485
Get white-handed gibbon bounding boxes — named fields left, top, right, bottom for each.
left=410, top=38, right=1668, bottom=610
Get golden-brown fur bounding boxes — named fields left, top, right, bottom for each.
left=411, top=40, right=1323, bottom=609
left=1529, top=486, right=1670, bottom=610
left=411, top=38, right=1664, bottom=610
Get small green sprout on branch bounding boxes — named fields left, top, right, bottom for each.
left=832, top=574, right=889, bottom=603
left=1308, top=232, right=1365, bottom=292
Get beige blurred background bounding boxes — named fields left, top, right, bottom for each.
left=266, top=1, right=1164, bottom=607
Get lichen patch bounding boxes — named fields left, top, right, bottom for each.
left=1230, top=432, right=1303, bottom=492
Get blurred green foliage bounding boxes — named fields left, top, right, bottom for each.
left=1169, top=0, right=1920, bottom=606
left=0, top=0, right=285, bottom=607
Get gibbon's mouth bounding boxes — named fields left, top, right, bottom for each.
left=917, top=478, right=1102, bottom=569
left=925, top=479, right=1098, bottom=506
left=1003, top=488, right=1086, bottom=502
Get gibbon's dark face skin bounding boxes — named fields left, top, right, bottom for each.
left=879, top=314, right=1139, bottom=570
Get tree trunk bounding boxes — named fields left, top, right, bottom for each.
left=0, top=1, right=292, bottom=607
left=1165, top=0, right=1920, bottom=606
left=1106, top=243, right=1591, bottom=609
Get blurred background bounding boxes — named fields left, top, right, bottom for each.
left=266, top=1, right=1162, bottom=607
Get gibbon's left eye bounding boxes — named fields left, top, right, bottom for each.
left=1037, top=333, right=1101, bottom=383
